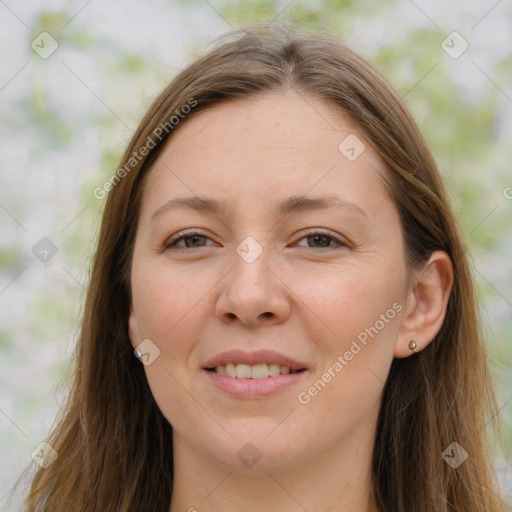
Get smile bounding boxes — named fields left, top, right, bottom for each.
left=208, top=363, right=305, bottom=378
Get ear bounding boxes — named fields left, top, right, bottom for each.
left=128, top=302, right=141, bottom=349
left=394, top=250, right=453, bottom=358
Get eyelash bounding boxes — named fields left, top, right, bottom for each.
left=164, top=230, right=348, bottom=251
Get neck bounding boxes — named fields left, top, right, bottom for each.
left=169, top=428, right=379, bottom=512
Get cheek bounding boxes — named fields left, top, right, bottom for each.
left=131, top=260, right=219, bottom=352
left=292, top=257, right=404, bottom=346
left=292, top=258, right=403, bottom=407
left=131, top=262, right=217, bottom=430
left=294, top=275, right=400, bottom=437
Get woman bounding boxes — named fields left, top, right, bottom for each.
left=19, top=23, right=509, bottom=511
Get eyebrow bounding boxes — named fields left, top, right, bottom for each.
left=149, top=194, right=368, bottom=222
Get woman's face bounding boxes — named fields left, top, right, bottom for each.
left=129, top=93, right=411, bottom=471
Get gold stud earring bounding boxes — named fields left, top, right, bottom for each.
left=408, top=339, right=417, bottom=352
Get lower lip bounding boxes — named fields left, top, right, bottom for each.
left=203, top=369, right=307, bottom=398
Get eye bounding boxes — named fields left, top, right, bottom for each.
left=165, top=230, right=215, bottom=250
left=165, top=231, right=348, bottom=249
left=294, top=231, right=347, bottom=250
left=164, top=230, right=348, bottom=251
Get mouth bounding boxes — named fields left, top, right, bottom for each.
left=205, top=363, right=306, bottom=378
left=202, top=349, right=309, bottom=397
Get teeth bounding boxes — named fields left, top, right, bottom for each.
left=213, top=363, right=300, bottom=378
left=225, top=363, right=236, bottom=377
left=235, top=363, right=251, bottom=379
left=251, top=364, right=269, bottom=379
left=269, top=363, right=280, bottom=376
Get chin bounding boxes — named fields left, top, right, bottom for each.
left=200, top=426, right=306, bottom=472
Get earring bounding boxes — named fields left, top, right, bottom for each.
left=408, top=339, right=417, bottom=352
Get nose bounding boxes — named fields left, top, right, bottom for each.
left=215, top=244, right=291, bottom=328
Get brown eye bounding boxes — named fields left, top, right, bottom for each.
left=165, top=231, right=214, bottom=250
left=296, top=232, right=346, bottom=250
left=306, top=234, right=333, bottom=248
left=180, top=235, right=208, bottom=248
left=164, top=230, right=347, bottom=251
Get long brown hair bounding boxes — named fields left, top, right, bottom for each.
left=17, top=23, right=509, bottom=511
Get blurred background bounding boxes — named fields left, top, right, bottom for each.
left=0, top=0, right=511, bottom=508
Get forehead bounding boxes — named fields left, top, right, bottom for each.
left=140, top=93, right=392, bottom=221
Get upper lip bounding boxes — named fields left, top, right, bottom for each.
left=203, top=349, right=308, bottom=372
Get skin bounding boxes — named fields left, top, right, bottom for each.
left=128, top=93, right=453, bottom=512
